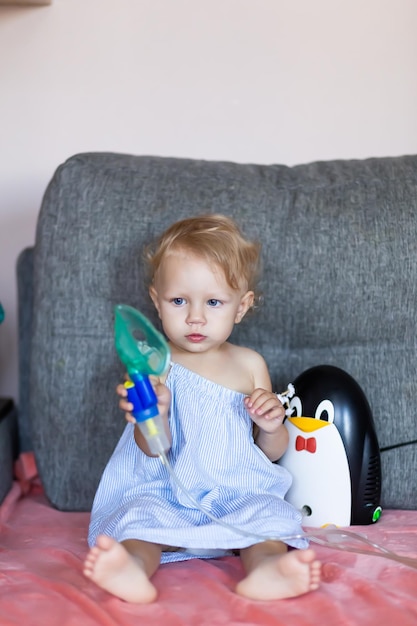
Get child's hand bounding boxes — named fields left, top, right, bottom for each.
left=116, top=382, right=136, bottom=424
left=151, top=376, right=172, bottom=419
left=245, top=389, right=289, bottom=460
left=116, top=375, right=171, bottom=425
left=244, top=388, right=286, bottom=434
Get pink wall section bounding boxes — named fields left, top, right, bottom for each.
left=1, top=0, right=417, bottom=401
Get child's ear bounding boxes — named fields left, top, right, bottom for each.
left=149, top=285, right=161, bottom=317
left=235, top=290, right=254, bottom=323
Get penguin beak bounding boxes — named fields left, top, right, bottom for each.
left=286, top=416, right=330, bottom=432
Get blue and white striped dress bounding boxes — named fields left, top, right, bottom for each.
left=88, top=363, right=307, bottom=562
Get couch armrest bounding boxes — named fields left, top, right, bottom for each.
left=17, top=247, right=34, bottom=453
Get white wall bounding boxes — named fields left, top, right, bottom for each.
left=1, top=0, right=417, bottom=403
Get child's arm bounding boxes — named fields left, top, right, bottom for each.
left=243, top=354, right=288, bottom=462
left=117, top=376, right=172, bottom=457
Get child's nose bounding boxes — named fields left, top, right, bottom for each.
left=186, top=304, right=205, bottom=325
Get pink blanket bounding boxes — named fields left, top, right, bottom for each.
left=1, top=455, right=416, bottom=626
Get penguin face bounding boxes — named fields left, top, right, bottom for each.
left=287, top=364, right=374, bottom=450
left=287, top=395, right=335, bottom=434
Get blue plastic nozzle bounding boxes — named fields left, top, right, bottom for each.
left=124, top=376, right=159, bottom=422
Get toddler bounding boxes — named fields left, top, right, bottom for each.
left=83, top=214, right=321, bottom=602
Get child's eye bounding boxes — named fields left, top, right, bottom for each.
left=172, top=297, right=186, bottom=306
left=207, top=299, right=222, bottom=307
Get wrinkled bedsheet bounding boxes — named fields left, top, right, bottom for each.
left=0, top=454, right=416, bottom=626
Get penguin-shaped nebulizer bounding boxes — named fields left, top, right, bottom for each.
left=279, top=365, right=382, bottom=527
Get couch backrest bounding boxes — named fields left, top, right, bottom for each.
left=21, top=152, right=417, bottom=511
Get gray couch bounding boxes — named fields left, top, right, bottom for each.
left=13, top=152, right=417, bottom=512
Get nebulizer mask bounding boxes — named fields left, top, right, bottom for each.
left=115, top=304, right=170, bottom=455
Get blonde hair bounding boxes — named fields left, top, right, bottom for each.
left=146, top=214, right=261, bottom=294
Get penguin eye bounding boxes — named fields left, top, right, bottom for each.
left=314, top=399, right=335, bottom=423
left=289, top=396, right=302, bottom=417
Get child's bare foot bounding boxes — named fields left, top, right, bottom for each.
left=83, top=535, right=157, bottom=603
left=236, top=548, right=321, bottom=601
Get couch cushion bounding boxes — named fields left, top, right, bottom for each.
left=28, top=152, right=417, bottom=510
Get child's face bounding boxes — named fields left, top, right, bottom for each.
left=149, top=250, right=254, bottom=356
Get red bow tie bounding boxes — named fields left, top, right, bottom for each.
left=295, top=435, right=317, bottom=453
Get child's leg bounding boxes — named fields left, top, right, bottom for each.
left=83, top=535, right=163, bottom=603
left=236, top=540, right=321, bottom=601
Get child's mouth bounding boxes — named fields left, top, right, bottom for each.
left=186, top=334, right=206, bottom=343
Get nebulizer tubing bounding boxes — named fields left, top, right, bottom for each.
left=114, top=304, right=417, bottom=571
left=158, top=448, right=417, bottom=569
